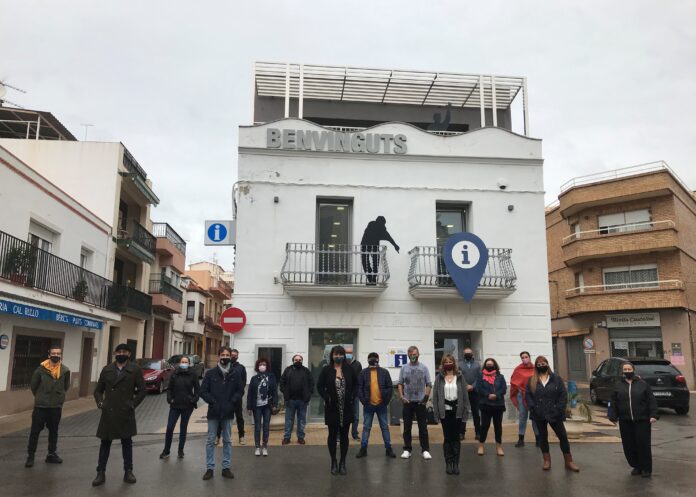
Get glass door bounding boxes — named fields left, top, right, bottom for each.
left=316, top=200, right=352, bottom=284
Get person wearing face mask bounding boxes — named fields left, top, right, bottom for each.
left=199, top=346, right=244, bottom=481
left=433, top=354, right=470, bottom=475
left=347, top=351, right=363, bottom=441
left=510, top=351, right=540, bottom=448
left=92, top=344, right=146, bottom=487
left=356, top=352, right=395, bottom=458
left=280, top=354, right=314, bottom=445
left=458, top=347, right=481, bottom=441
left=525, top=355, right=579, bottom=472
left=246, top=358, right=278, bottom=456
left=227, top=349, right=247, bottom=446
left=608, top=362, right=658, bottom=478
left=316, top=345, right=358, bottom=475
left=397, top=345, right=433, bottom=460
left=25, top=346, right=70, bottom=468
left=160, top=356, right=200, bottom=460
left=475, top=358, right=507, bottom=457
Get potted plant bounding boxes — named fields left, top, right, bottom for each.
left=2, top=246, right=35, bottom=286
left=73, top=279, right=88, bottom=302
left=564, top=391, right=593, bottom=439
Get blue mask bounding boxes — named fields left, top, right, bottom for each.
left=334, top=356, right=345, bottom=364
left=346, top=354, right=353, bottom=361
left=179, top=364, right=189, bottom=370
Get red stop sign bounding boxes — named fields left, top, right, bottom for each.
left=220, top=307, right=246, bottom=334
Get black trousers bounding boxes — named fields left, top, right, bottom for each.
left=619, top=420, right=652, bottom=472
left=536, top=419, right=571, bottom=454
left=327, top=424, right=350, bottom=463
left=361, top=245, right=380, bottom=284
left=97, top=438, right=133, bottom=472
left=479, top=407, right=503, bottom=444
left=441, top=409, right=461, bottom=462
left=402, top=401, right=430, bottom=452
left=461, top=390, right=481, bottom=436
left=27, top=407, right=62, bottom=455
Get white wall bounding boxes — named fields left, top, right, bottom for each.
left=232, top=120, right=553, bottom=379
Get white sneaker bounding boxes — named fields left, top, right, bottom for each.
left=239, top=437, right=247, bottom=446
left=400, top=450, right=411, bottom=459
left=422, top=451, right=432, bottom=460
left=254, top=447, right=261, bottom=456
left=262, top=447, right=268, bottom=457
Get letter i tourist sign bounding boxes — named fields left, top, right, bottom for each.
left=220, top=307, right=246, bottom=334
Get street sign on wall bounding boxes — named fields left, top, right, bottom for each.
left=204, top=220, right=235, bottom=246
left=220, top=307, right=246, bottom=334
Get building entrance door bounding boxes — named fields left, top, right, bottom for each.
left=152, top=320, right=165, bottom=359
left=79, top=336, right=94, bottom=397
left=566, top=336, right=587, bottom=381
left=434, top=332, right=473, bottom=373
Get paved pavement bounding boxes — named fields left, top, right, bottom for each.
left=1, top=393, right=694, bottom=497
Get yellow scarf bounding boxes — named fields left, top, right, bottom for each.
left=41, top=359, right=61, bottom=379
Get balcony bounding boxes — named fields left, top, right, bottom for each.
left=119, top=148, right=160, bottom=206
left=0, top=229, right=112, bottom=309
left=105, top=284, right=153, bottom=318
left=209, top=280, right=233, bottom=300
left=564, top=280, right=685, bottom=315
left=152, top=222, right=186, bottom=272
left=116, top=222, right=156, bottom=264
left=204, top=315, right=223, bottom=333
left=408, top=247, right=517, bottom=300
left=561, top=220, right=678, bottom=265
left=281, top=243, right=389, bottom=297
left=149, top=278, right=183, bottom=314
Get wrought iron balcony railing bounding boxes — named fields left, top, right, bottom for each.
left=281, top=243, right=390, bottom=287
left=116, top=221, right=156, bottom=261
left=149, top=278, right=184, bottom=303
left=408, top=246, right=517, bottom=290
left=105, top=284, right=152, bottom=316
left=152, top=222, right=186, bottom=254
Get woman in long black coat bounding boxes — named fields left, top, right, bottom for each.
left=316, top=345, right=358, bottom=476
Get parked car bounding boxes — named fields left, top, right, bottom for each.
left=590, top=357, right=690, bottom=415
left=136, top=358, right=175, bottom=394
left=167, top=354, right=205, bottom=379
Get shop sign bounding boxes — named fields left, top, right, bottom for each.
left=266, top=128, right=407, bottom=155
left=0, top=299, right=103, bottom=330
left=606, top=313, right=660, bottom=328
left=671, top=343, right=685, bottom=366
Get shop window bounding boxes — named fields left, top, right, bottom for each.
left=603, top=264, right=658, bottom=290
left=11, top=335, right=59, bottom=390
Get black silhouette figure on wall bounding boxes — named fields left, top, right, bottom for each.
left=427, top=103, right=452, bottom=132
left=360, top=216, right=399, bottom=285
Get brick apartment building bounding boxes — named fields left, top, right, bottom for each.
left=546, top=162, right=696, bottom=387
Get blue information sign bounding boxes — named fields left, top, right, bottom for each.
left=442, top=232, right=489, bottom=302
left=0, top=299, right=103, bottom=330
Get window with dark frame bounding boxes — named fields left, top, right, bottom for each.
left=11, top=335, right=59, bottom=390
left=186, top=301, right=195, bottom=321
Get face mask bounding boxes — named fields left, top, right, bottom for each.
left=409, top=355, right=418, bottom=363
left=230, top=357, right=238, bottom=363
left=293, top=361, right=303, bottom=368
left=443, top=363, right=454, bottom=371
left=536, top=365, right=549, bottom=373
left=522, top=357, right=531, bottom=365
left=115, top=354, right=129, bottom=364
left=368, top=359, right=378, bottom=367
left=259, top=365, right=267, bottom=373
left=179, top=363, right=190, bottom=370
left=484, top=365, right=495, bottom=372
left=220, top=358, right=231, bottom=366
left=49, top=356, right=61, bottom=364
left=334, top=356, right=345, bottom=364
left=346, top=354, right=353, bottom=361
left=463, top=353, right=473, bottom=361
left=623, top=371, right=635, bottom=380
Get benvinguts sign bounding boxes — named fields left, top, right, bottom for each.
left=267, top=128, right=407, bottom=154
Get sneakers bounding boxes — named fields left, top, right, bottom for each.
left=123, top=470, right=137, bottom=484
left=297, top=438, right=306, bottom=445
left=282, top=438, right=291, bottom=445
left=262, top=447, right=268, bottom=457
left=400, top=450, right=411, bottom=459
left=221, top=468, right=235, bottom=479
left=422, top=451, right=432, bottom=460
left=255, top=447, right=262, bottom=456
left=178, top=449, right=185, bottom=459
left=386, top=447, right=396, bottom=458
left=159, top=451, right=170, bottom=459
left=355, top=447, right=367, bottom=458
left=202, top=469, right=214, bottom=480
left=239, top=437, right=246, bottom=446
left=25, top=455, right=34, bottom=468
left=45, top=453, right=63, bottom=464
left=92, top=471, right=106, bottom=487
left=631, top=468, right=642, bottom=476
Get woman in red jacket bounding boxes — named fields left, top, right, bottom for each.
left=509, top=351, right=540, bottom=447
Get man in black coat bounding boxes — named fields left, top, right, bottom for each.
left=279, top=354, right=314, bottom=445
left=360, top=216, right=399, bottom=284
left=199, top=346, right=243, bottom=481
left=230, top=348, right=247, bottom=444
left=92, top=344, right=146, bottom=487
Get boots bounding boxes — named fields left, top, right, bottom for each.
left=330, top=459, right=338, bottom=475
left=92, top=471, right=106, bottom=487
left=564, top=453, right=580, bottom=472
left=452, top=442, right=460, bottom=475
left=542, top=452, right=551, bottom=471
left=338, top=459, right=347, bottom=475
left=443, top=443, right=453, bottom=474
left=477, top=443, right=485, bottom=456
left=123, top=470, right=137, bottom=484
left=496, top=444, right=505, bottom=457
left=515, top=435, right=524, bottom=448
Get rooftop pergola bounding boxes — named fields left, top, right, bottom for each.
left=0, top=107, right=76, bottom=141
left=254, top=61, right=529, bottom=135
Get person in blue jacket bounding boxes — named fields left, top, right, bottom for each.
left=199, top=346, right=243, bottom=481
left=475, top=357, right=507, bottom=456
left=246, top=357, right=278, bottom=457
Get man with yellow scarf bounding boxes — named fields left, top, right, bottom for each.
left=26, top=346, right=71, bottom=468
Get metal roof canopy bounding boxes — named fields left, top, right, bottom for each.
left=0, top=107, right=77, bottom=141
left=254, top=61, right=529, bottom=135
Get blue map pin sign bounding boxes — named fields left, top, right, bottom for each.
left=443, top=232, right=489, bottom=302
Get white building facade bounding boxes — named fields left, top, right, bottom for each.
left=232, top=63, right=553, bottom=420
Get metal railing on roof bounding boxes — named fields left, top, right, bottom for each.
left=565, top=280, right=683, bottom=296
left=559, top=161, right=689, bottom=194
left=122, top=148, right=147, bottom=181
left=152, top=222, right=186, bottom=254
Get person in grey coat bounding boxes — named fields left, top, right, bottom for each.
left=92, top=344, right=146, bottom=487
left=458, top=347, right=481, bottom=440
left=433, top=354, right=470, bottom=475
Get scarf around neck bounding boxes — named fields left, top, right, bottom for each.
left=510, top=363, right=535, bottom=391
left=41, top=359, right=61, bottom=379
left=218, top=362, right=231, bottom=375
left=482, top=368, right=497, bottom=385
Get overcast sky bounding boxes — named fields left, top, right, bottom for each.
left=2, top=0, right=695, bottom=271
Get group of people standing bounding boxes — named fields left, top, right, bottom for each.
left=23, top=341, right=660, bottom=485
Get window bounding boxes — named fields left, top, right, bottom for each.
left=199, top=302, right=205, bottom=321
left=603, top=264, right=658, bottom=290
left=80, top=247, right=93, bottom=270
left=598, top=209, right=651, bottom=235
left=11, top=335, right=60, bottom=389
left=436, top=203, right=467, bottom=247
left=574, top=272, right=585, bottom=293
left=28, top=220, right=56, bottom=253
left=316, top=198, right=353, bottom=283
left=186, top=301, right=195, bottom=321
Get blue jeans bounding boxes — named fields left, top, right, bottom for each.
left=361, top=403, right=391, bottom=449
left=253, top=405, right=271, bottom=447
left=206, top=419, right=231, bottom=470
left=284, top=399, right=307, bottom=440
left=164, top=407, right=194, bottom=453
left=351, top=397, right=360, bottom=438
left=517, top=391, right=539, bottom=437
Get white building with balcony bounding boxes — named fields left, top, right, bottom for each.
left=232, top=63, right=552, bottom=419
